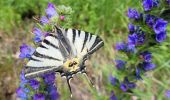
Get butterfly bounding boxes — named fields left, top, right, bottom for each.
left=24, top=26, right=104, bottom=95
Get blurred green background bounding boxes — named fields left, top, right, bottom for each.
left=0, top=0, right=170, bottom=100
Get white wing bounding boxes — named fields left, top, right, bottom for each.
left=65, top=29, right=104, bottom=58
left=25, top=34, right=64, bottom=78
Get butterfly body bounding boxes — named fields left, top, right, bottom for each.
left=24, top=26, right=104, bottom=95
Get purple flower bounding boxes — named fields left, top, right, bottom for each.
left=33, top=93, right=45, bottom=100
left=127, top=8, right=140, bottom=20
left=114, top=60, right=126, bottom=70
left=19, top=44, right=35, bottom=59
left=128, top=23, right=135, bottom=32
left=45, top=3, right=58, bottom=18
left=145, top=14, right=156, bottom=27
left=167, top=0, right=170, bottom=4
left=109, top=75, right=119, bottom=86
left=153, top=18, right=168, bottom=34
left=142, top=62, right=156, bottom=71
left=128, top=33, right=145, bottom=45
left=120, top=83, right=128, bottom=92
left=16, top=87, right=28, bottom=99
left=110, top=91, right=118, bottom=100
left=136, top=68, right=142, bottom=80
left=42, top=72, right=56, bottom=84
left=20, top=70, right=28, bottom=83
left=156, top=31, right=167, bottom=42
left=165, top=90, right=170, bottom=98
left=60, top=15, right=65, bottom=21
left=29, top=79, right=40, bottom=90
left=127, top=44, right=136, bottom=53
left=115, top=42, right=126, bottom=51
left=140, top=51, right=152, bottom=62
left=142, top=0, right=159, bottom=11
left=33, top=28, right=44, bottom=42
left=124, top=77, right=136, bottom=89
left=47, top=84, right=60, bottom=100
left=40, top=16, right=49, bottom=24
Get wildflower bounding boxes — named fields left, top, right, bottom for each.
left=120, top=83, right=128, bottom=92
left=60, top=15, right=65, bottom=20
left=109, top=75, right=119, bottom=86
left=142, top=0, right=159, bottom=11
left=45, top=3, right=58, bottom=18
left=29, top=79, right=40, bottom=90
left=40, top=16, right=49, bottom=24
left=128, top=23, right=135, bottom=32
left=127, top=8, right=140, bottom=20
left=126, top=44, right=136, bottom=53
left=33, top=28, right=44, bottom=42
left=110, top=91, right=118, bottom=100
left=165, top=90, right=170, bottom=98
left=124, top=77, right=136, bottom=89
left=114, top=60, right=126, bottom=70
left=47, top=84, right=60, bottom=100
left=145, top=14, right=156, bottom=27
left=140, top=51, right=152, bottom=62
left=19, top=44, right=35, bottom=59
left=136, top=68, right=142, bottom=80
left=115, top=42, right=126, bottom=51
left=42, top=72, right=56, bottom=85
left=167, top=0, right=170, bottom=4
left=16, top=87, right=28, bottom=99
left=153, top=18, right=168, bottom=34
left=142, top=62, right=156, bottom=71
left=33, top=93, right=45, bottom=100
left=156, top=31, right=166, bottom=42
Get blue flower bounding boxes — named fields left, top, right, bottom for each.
left=120, top=83, right=128, bottom=92
left=45, top=3, right=58, bottom=18
left=123, top=77, right=136, bottom=89
left=145, top=14, right=156, bottom=27
left=29, top=79, right=40, bottom=90
left=165, top=90, right=170, bottom=98
left=16, top=87, right=28, bottom=99
left=33, top=93, right=45, bottom=100
left=127, top=8, right=140, bottom=20
left=114, top=60, right=126, bottom=70
left=33, top=28, right=43, bottom=43
left=128, top=32, right=145, bottom=45
left=128, top=23, right=135, bottom=32
left=109, top=75, right=119, bottom=86
left=142, top=62, right=156, bottom=71
left=40, top=16, right=49, bottom=24
left=42, top=72, right=56, bottom=84
left=47, top=84, right=60, bottom=100
left=19, top=44, right=35, bottom=59
left=153, top=18, right=168, bottom=34
left=115, top=42, right=126, bottom=51
left=136, top=68, right=142, bottom=80
left=156, top=31, right=167, bottom=42
left=167, top=0, right=170, bottom=4
left=110, top=91, right=118, bottom=100
left=142, top=0, right=159, bottom=11
left=140, top=51, right=152, bottom=62
left=127, top=44, right=136, bottom=53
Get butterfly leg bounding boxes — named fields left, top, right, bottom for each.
left=81, top=69, right=95, bottom=87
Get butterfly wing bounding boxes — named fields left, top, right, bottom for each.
left=25, top=33, right=65, bottom=78
left=65, top=29, right=104, bottom=59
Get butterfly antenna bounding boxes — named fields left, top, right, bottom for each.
left=66, top=77, right=73, bottom=98
left=82, top=71, right=95, bottom=88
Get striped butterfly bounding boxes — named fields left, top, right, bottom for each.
left=24, top=26, right=104, bottom=95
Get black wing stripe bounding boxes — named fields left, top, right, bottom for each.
left=89, top=36, right=102, bottom=50
left=33, top=51, right=61, bottom=61
left=43, top=39, right=59, bottom=50
left=48, top=34, right=58, bottom=39
left=39, top=44, right=48, bottom=49
left=29, top=57, right=41, bottom=62
left=81, top=32, right=89, bottom=52
left=78, top=30, right=81, bottom=37
left=89, top=34, right=93, bottom=41
left=72, top=29, right=76, bottom=43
